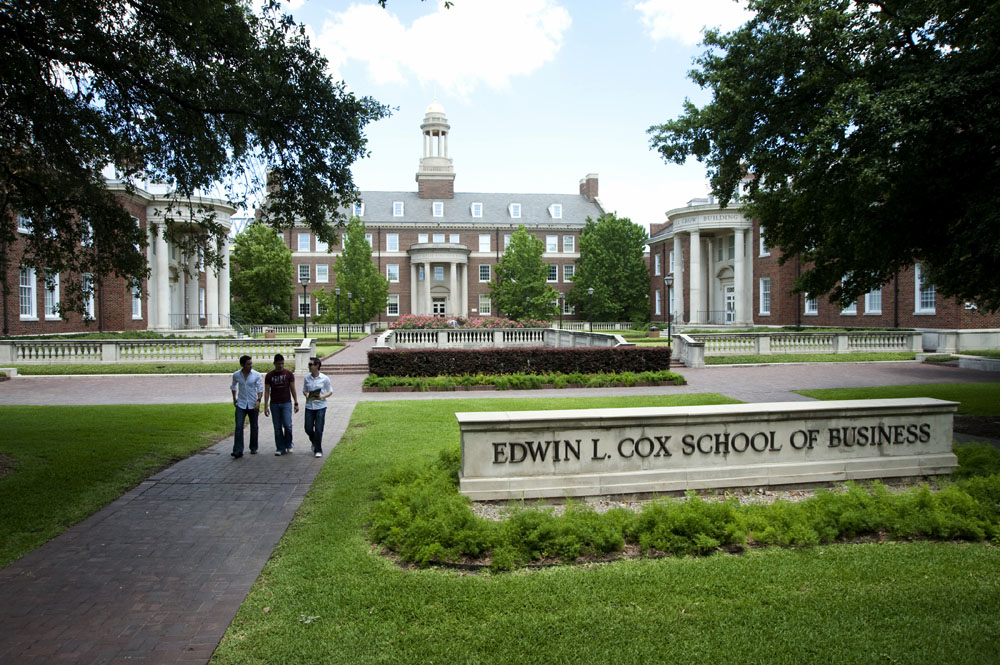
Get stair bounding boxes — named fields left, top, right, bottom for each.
left=327, top=363, right=369, bottom=375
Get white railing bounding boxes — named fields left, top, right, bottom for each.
left=247, top=323, right=375, bottom=336
left=561, top=321, right=634, bottom=332
left=374, top=328, right=629, bottom=350
left=674, top=331, right=922, bottom=367
left=0, top=338, right=310, bottom=365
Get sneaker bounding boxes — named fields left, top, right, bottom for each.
left=274, top=451, right=283, bottom=456
left=250, top=449, right=258, bottom=455
left=314, top=452, right=323, bottom=458
left=231, top=452, right=242, bottom=458
left=287, top=445, right=293, bottom=453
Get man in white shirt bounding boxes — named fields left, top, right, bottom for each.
left=302, top=357, right=333, bottom=458
left=230, top=355, right=264, bottom=458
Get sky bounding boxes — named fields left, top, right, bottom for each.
left=283, top=0, right=753, bottom=230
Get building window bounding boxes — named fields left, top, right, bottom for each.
left=654, top=289, right=662, bottom=316
left=503, top=234, right=512, bottom=250
left=865, top=288, right=882, bottom=314
left=387, top=294, right=399, bottom=316
left=563, top=264, right=575, bottom=281
left=393, top=201, right=404, bottom=217
left=365, top=233, right=372, bottom=247
left=478, top=294, right=491, bottom=315
left=44, top=272, right=60, bottom=320
left=549, top=204, right=562, bottom=219
left=432, top=202, right=444, bottom=217
left=654, top=253, right=661, bottom=276
left=386, top=264, right=399, bottom=282
left=315, top=238, right=328, bottom=253
left=297, top=233, right=310, bottom=252
left=841, top=276, right=856, bottom=314
left=479, top=264, right=491, bottom=282
left=471, top=202, right=483, bottom=218
left=563, top=298, right=575, bottom=315
left=433, top=233, right=445, bottom=243
left=317, top=302, right=327, bottom=316
left=509, top=203, right=521, bottom=218
left=547, top=264, right=558, bottom=282
left=717, top=234, right=736, bottom=261
left=418, top=266, right=425, bottom=281
left=316, top=264, right=329, bottom=283
left=759, top=278, right=771, bottom=315
left=19, top=267, right=36, bottom=319
left=668, top=287, right=674, bottom=316
left=83, top=274, right=95, bottom=320
left=17, top=213, right=32, bottom=234
left=352, top=202, right=364, bottom=217
left=915, top=264, right=936, bottom=313
left=199, top=287, right=206, bottom=317
left=546, top=235, right=558, bottom=253
left=759, top=230, right=770, bottom=257
left=450, top=234, right=460, bottom=243
left=82, top=220, right=93, bottom=247
left=669, top=250, right=675, bottom=274
left=479, top=234, right=490, bottom=252
left=433, top=265, right=444, bottom=281
left=299, top=294, right=310, bottom=317
left=805, top=295, right=818, bottom=315
left=131, top=284, right=142, bottom=319
left=562, top=235, right=574, bottom=253
left=298, top=264, right=310, bottom=282
left=418, top=233, right=429, bottom=244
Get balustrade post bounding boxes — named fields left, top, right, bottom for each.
left=203, top=340, right=219, bottom=361
left=0, top=341, right=12, bottom=363
left=757, top=334, right=771, bottom=355
left=101, top=342, right=118, bottom=362
left=833, top=333, right=849, bottom=354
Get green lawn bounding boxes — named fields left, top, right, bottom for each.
left=708, top=352, right=915, bottom=364
left=210, top=395, right=1000, bottom=665
left=0, top=404, right=233, bottom=566
left=963, top=350, right=1000, bottom=360
left=795, top=382, right=1000, bottom=416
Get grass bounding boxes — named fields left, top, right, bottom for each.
left=0, top=404, right=233, bottom=567
left=707, top=352, right=915, bottom=364
left=12, top=362, right=258, bottom=375
left=211, top=395, right=1000, bottom=664
left=795, top=383, right=1000, bottom=416
left=963, top=350, right=1000, bottom=359
left=315, top=342, right=345, bottom=358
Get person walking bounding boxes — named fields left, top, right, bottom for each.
left=302, top=357, right=333, bottom=458
left=263, top=353, right=299, bottom=456
left=230, top=355, right=263, bottom=458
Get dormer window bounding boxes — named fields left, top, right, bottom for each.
left=471, top=202, right=483, bottom=218
left=509, top=203, right=521, bottom=218
left=548, top=204, right=562, bottom=219
left=393, top=201, right=404, bottom=217
left=433, top=201, right=444, bottom=217
left=352, top=202, right=365, bottom=217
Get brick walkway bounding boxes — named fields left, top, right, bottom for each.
left=0, top=350, right=995, bottom=663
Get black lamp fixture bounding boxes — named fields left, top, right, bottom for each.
left=299, top=273, right=310, bottom=339
left=347, top=291, right=352, bottom=341
left=663, top=275, right=674, bottom=342
left=587, top=287, right=594, bottom=332
left=335, top=287, right=341, bottom=342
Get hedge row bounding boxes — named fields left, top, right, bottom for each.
left=367, top=346, right=672, bottom=377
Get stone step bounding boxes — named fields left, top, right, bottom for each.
left=327, top=364, right=370, bottom=374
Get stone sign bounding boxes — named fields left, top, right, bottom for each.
left=456, top=399, right=958, bottom=501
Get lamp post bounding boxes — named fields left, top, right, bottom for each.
left=299, top=274, right=310, bottom=339
left=557, top=293, right=563, bottom=329
left=663, top=275, right=674, bottom=344
left=587, top=287, right=594, bottom=332
left=335, top=287, right=341, bottom=342
left=347, top=291, right=352, bottom=340
left=360, top=296, right=366, bottom=334
left=524, top=295, right=530, bottom=321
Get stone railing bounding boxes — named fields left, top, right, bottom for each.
left=374, top=328, right=630, bottom=350
left=0, top=338, right=316, bottom=372
left=247, top=323, right=375, bottom=337
left=560, top=321, right=634, bottom=332
left=931, top=329, right=1000, bottom=354
left=674, top=331, right=922, bottom=368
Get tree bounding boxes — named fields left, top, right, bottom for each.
left=489, top=225, right=558, bottom=321
left=567, top=213, right=650, bottom=323
left=2, top=0, right=389, bottom=317
left=648, top=0, right=1000, bottom=311
left=316, top=217, right=387, bottom=323
left=229, top=222, right=294, bottom=324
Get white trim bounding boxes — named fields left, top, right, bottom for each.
left=432, top=201, right=444, bottom=217
left=478, top=234, right=490, bottom=252
left=20, top=267, right=37, bottom=319
left=547, top=264, right=558, bottom=282
left=865, top=288, right=882, bottom=315
left=479, top=264, right=491, bottom=282
left=508, top=203, right=521, bottom=218
left=546, top=235, right=558, bottom=253
left=758, top=277, right=771, bottom=315
left=471, top=202, right=483, bottom=218
left=549, top=203, right=562, bottom=219
left=914, top=264, right=936, bottom=314
left=45, top=272, right=60, bottom=320
left=563, top=264, right=575, bottom=282
left=387, top=294, right=399, bottom=316
left=393, top=201, right=404, bottom=217
left=297, top=233, right=310, bottom=252
left=478, top=294, right=491, bottom=315
left=315, top=264, right=329, bottom=283
left=562, top=235, right=574, bottom=253
left=386, top=264, right=400, bottom=282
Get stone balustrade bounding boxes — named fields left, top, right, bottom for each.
left=373, top=328, right=630, bottom=350
left=674, top=331, right=922, bottom=368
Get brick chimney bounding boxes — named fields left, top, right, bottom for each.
left=579, top=173, right=598, bottom=201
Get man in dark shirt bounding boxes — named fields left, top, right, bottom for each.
left=263, top=354, right=299, bottom=455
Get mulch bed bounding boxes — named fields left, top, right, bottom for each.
left=954, top=415, right=1000, bottom=442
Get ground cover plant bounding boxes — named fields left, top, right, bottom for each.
left=707, top=352, right=915, bottom=364
left=0, top=404, right=233, bottom=566
left=212, top=395, right=1000, bottom=665
left=361, top=369, right=685, bottom=391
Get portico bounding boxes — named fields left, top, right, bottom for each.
left=407, top=243, right=471, bottom=317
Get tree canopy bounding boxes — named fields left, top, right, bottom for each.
left=489, top=225, right=559, bottom=321
left=649, top=0, right=1000, bottom=311
left=567, top=213, right=649, bottom=323
left=317, top=217, right=387, bottom=323
left=2, top=0, right=388, bottom=315
left=229, top=222, right=294, bottom=324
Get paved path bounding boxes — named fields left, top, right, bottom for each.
left=0, top=350, right=995, bottom=664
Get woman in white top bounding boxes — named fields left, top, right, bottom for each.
left=302, top=357, right=334, bottom=457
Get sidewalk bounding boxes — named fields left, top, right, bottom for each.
left=0, top=356, right=995, bottom=663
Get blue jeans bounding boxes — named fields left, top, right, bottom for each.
left=304, top=407, right=327, bottom=453
left=270, top=402, right=293, bottom=452
left=233, top=407, right=259, bottom=455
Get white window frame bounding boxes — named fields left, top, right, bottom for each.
left=418, top=233, right=429, bottom=244
left=654, top=289, right=662, bottom=316
left=393, top=201, right=404, bottom=217
left=549, top=204, right=562, bottom=219
left=199, top=287, right=206, bottom=318
left=365, top=233, right=372, bottom=247
left=563, top=264, right=575, bottom=282
left=82, top=274, right=95, bottom=320
left=449, top=234, right=460, bottom=243
left=418, top=266, right=425, bottom=281
left=669, top=250, right=675, bottom=274
left=387, top=294, right=399, bottom=316
left=386, top=264, right=400, bottom=282
left=562, top=299, right=575, bottom=315
left=297, top=233, right=310, bottom=252
left=503, top=234, right=512, bottom=250
left=915, top=264, right=936, bottom=313
left=298, top=264, right=310, bottom=282
left=840, top=276, right=856, bottom=314
left=298, top=294, right=310, bottom=317
left=19, top=267, right=37, bottom=320
left=759, top=230, right=770, bottom=257
left=433, top=233, right=445, bottom=243
left=44, top=272, right=60, bottom=320
left=479, top=234, right=490, bottom=252
left=804, top=295, right=818, bottom=315
left=352, top=202, right=365, bottom=217
left=471, top=202, right=483, bottom=218
left=509, top=203, right=521, bottom=218
left=865, top=288, right=882, bottom=315
left=433, top=265, right=444, bottom=281
left=479, top=264, right=491, bottom=282
left=562, top=235, right=574, bottom=253
left=759, top=277, right=771, bottom=315
left=386, top=234, right=399, bottom=251
left=546, top=235, right=558, bottom=253
left=654, top=253, right=661, bottom=276
left=315, top=238, right=329, bottom=253
left=547, top=264, right=558, bottom=282
left=315, top=264, right=329, bottom=283
left=432, top=201, right=444, bottom=217
left=131, top=284, right=142, bottom=320
left=17, top=213, right=32, bottom=234
left=478, top=294, right=491, bottom=315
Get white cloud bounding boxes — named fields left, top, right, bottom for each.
left=634, top=0, right=753, bottom=45
left=315, top=0, right=571, bottom=97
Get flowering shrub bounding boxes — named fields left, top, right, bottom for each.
left=389, top=314, right=552, bottom=330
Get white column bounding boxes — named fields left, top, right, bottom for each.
left=186, top=260, right=199, bottom=329
left=460, top=263, right=468, bottom=317
left=205, top=261, right=219, bottom=329
left=155, top=227, right=170, bottom=329
left=448, top=261, right=458, bottom=316
left=734, top=228, right=746, bottom=325
left=219, top=245, right=231, bottom=327
left=689, top=230, right=702, bottom=324
left=410, top=262, right=418, bottom=316
left=423, top=262, right=432, bottom=315
left=672, top=234, right=683, bottom=325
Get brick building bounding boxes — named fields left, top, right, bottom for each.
left=279, top=101, right=604, bottom=323
left=647, top=196, right=1000, bottom=334
left=4, top=182, right=235, bottom=336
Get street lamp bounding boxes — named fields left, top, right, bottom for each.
left=360, top=296, right=366, bottom=333
left=347, top=291, right=352, bottom=340
left=587, top=287, right=594, bottom=332
left=663, top=275, right=674, bottom=344
left=557, top=293, right=563, bottom=329
left=299, top=274, right=310, bottom=339
left=524, top=295, right=530, bottom=320
left=335, top=287, right=341, bottom=342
